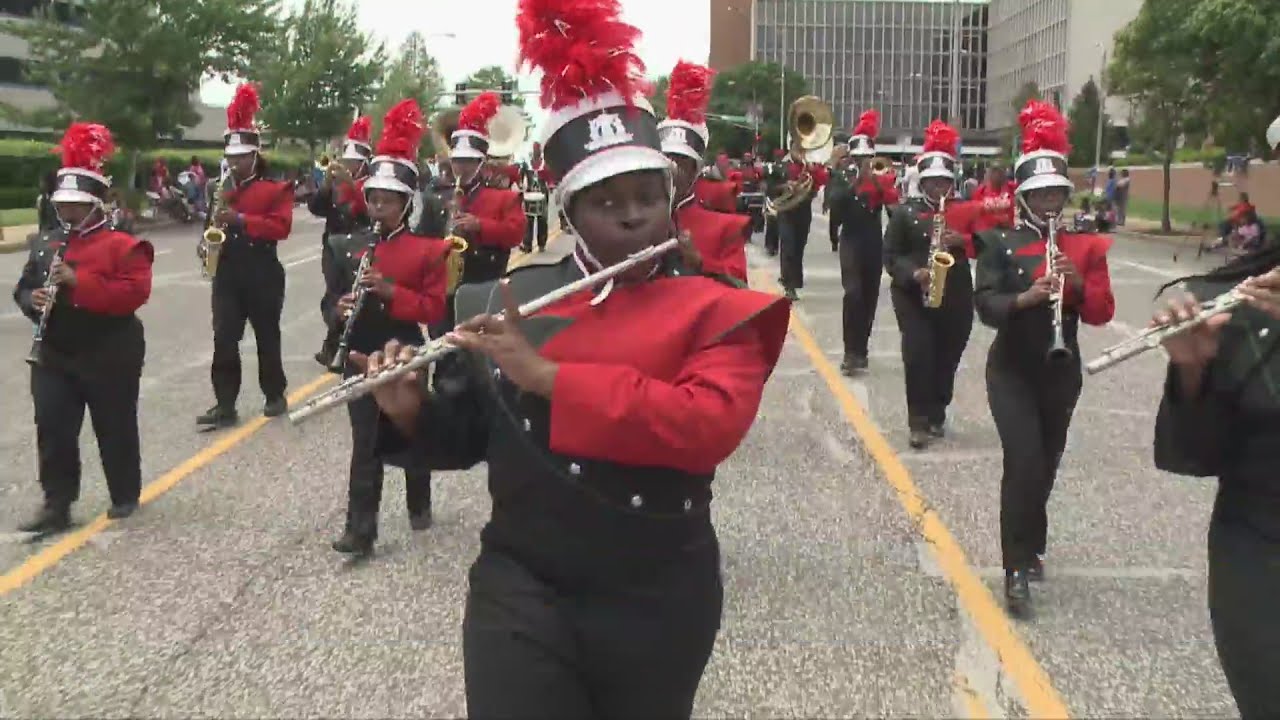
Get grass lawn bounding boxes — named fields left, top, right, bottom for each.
left=0, top=208, right=37, bottom=226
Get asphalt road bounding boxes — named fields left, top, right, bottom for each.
left=0, top=202, right=1238, bottom=718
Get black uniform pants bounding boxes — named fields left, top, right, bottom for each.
left=763, top=215, right=780, bottom=254
left=344, top=392, right=430, bottom=538
left=778, top=206, right=812, bottom=290
left=31, top=362, right=142, bottom=509
left=211, top=252, right=287, bottom=407
left=827, top=207, right=843, bottom=250
left=890, top=280, right=974, bottom=427
left=986, top=354, right=1081, bottom=570
left=522, top=212, right=548, bottom=251
left=1208, top=501, right=1280, bottom=719
left=463, top=545, right=723, bottom=719
left=839, top=229, right=883, bottom=358
left=319, top=236, right=340, bottom=352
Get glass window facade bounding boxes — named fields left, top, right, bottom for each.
left=753, top=0, right=989, bottom=136
left=985, top=0, right=1069, bottom=129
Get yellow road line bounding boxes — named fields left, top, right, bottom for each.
left=507, top=228, right=565, bottom=271
left=0, top=372, right=337, bottom=597
left=955, top=672, right=997, bottom=719
left=757, top=271, right=1070, bottom=719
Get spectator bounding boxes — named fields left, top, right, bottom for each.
left=1114, top=169, right=1130, bottom=226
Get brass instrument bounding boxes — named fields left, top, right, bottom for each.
left=199, top=169, right=230, bottom=280
left=923, top=196, right=956, bottom=308
left=442, top=176, right=469, bottom=293
left=289, top=237, right=681, bottom=425
left=330, top=221, right=384, bottom=372
left=871, top=157, right=894, bottom=175
left=429, top=107, right=462, bottom=160
left=326, top=159, right=352, bottom=184
left=486, top=105, right=527, bottom=160
left=1085, top=286, right=1245, bottom=374
left=768, top=96, right=834, bottom=215
left=1046, top=214, right=1073, bottom=363
left=26, top=237, right=66, bottom=367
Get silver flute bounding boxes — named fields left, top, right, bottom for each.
left=288, top=237, right=680, bottom=424
left=1084, top=288, right=1244, bottom=375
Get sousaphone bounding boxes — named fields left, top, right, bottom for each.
left=768, top=96, right=835, bottom=215
left=486, top=105, right=528, bottom=161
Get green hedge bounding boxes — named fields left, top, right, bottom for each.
left=1111, top=147, right=1228, bottom=171
left=0, top=139, right=312, bottom=190
left=0, top=186, right=36, bottom=210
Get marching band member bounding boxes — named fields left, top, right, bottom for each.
left=778, top=145, right=829, bottom=301
left=883, top=120, right=972, bottom=448
left=447, top=92, right=526, bottom=285
left=762, top=147, right=787, bottom=256
left=12, top=123, right=154, bottom=534
left=324, top=99, right=452, bottom=557
left=197, top=83, right=294, bottom=428
left=358, top=0, right=789, bottom=714
left=966, top=164, right=1017, bottom=257
left=1150, top=125, right=1280, bottom=719
left=658, top=60, right=751, bottom=284
left=308, top=115, right=373, bottom=366
left=518, top=142, right=550, bottom=253
left=693, top=165, right=738, bottom=213
left=974, top=100, right=1114, bottom=617
left=836, top=110, right=899, bottom=375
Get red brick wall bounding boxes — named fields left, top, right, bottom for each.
left=1068, top=164, right=1280, bottom=218
left=709, top=0, right=752, bottom=71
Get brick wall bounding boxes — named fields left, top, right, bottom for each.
left=709, top=0, right=752, bottom=71
left=1068, top=163, right=1280, bottom=218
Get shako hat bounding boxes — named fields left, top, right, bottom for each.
left=451, top=91, right=501, bottom=160
left=1014, top=100, right=1073, bottom=193
left=916, top=119, right=959, bottom=180
left=342, top=116, right=374, bottom=162
left=848, top=110, right=880, bottom=158
left=52, top=122, right=115, bottom=204
left=364, top=99, right=424, bottom=197
left=657, top=60, right=714, bottom=166
left=224, top=83, right=263, bottom=156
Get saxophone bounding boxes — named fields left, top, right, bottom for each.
left=442, top=175, right=469, bottom=293
left=199, top=170, right=230, bottom=280
left=923, top=196, right=956, bottom=309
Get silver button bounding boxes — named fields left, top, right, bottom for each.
left=1261, top=328, right=1271, bottom=338
left=1017, top=268, right=1024, bottom=274
left=1005, top=248, right=1012, bottom=255
left=683, top=498, right=693, bottom=511
left=522, top=418, right=531, bottom=431
left=493, top=367, right=502, bottom=380
left=568, top=462, right=581, bottom=475
left=630, top=494, right=643, bottom=508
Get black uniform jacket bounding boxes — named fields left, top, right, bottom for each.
left=376, top=251, right=790, bottom=589
left=882, top=197, right=972, bottom=298
left=1154, top=275, right=1280, bottom=531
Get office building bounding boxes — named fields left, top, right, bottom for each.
left=711, top=0, right=992, bottom=148
left=985, top=0, right=1141, bottom=130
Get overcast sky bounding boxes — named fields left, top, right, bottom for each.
left=199, top=0, right=712, bottom=131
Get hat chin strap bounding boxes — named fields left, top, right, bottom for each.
left=58, top=203, right=108, bottom=236
left=566, top=171, right=675, bottom=306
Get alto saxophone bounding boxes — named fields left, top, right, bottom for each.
left=329, top=221, right=384, bottom=373
left=442, top=175, right=469, bottom=293
left=200, top=170, right=230, bottom=280
left=923, top=196, right=956, bottom=309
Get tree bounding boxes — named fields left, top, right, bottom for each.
left=1108, top=0, right=1206, bottom=231
left=249, top=0, right=384, bottom=156
left=463, top=65, right=523, bottom=109
left=1066, top=79, right=1113, bottom=167
left=650, top=61, right=808, bottom=158
left=369, top=31, right=446, bottom=158
left=1001, top=81, right=1041, bottom=164
left=1183, top=0, right=1280, bottom=154
left=2, top=0, right=279, bottom=186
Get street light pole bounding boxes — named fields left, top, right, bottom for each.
left=779, top=17, right=788, bottom=149
left=1092, top=47, right=1108, bottom=192
left=949, top=0, right=961, bottom=127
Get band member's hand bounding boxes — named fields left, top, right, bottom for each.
left=358, top=267, right=395, bottom=300
left=1054, top=252, right=1084, bottom=291
left=214, top=207, right=239, bottom=227
left=1237, top=267, right=1280, bottom=321
left=1016, top=275, right=1054, bottom=308
left=49, top=259, right=77, bottom=287
left=30, top=287, right=51, bottom=312
left=350, top=341, right=424, bottom=434
left=942, top=230, right=967, bottom=249
left=338, top=292, right=356, bottom=318
left=676, top=230, right=702, bottom=272
left=447, top=279, right=558, bottom=398
left=1155, top=293, right=1231, bottom=367
left=452, top=214, right=480, bottom=234
left=913, top=268, right=931, bottom=288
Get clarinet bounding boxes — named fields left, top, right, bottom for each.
left=328, top=221, right=384, bottom=373
left=25, top=240, right=67, bottom=367
left=1045, top=213, right=1073, bottom=363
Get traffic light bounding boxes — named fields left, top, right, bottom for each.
left=454, top=82, right=468, bottom=107
left=501, top=79, right=518, bottom=104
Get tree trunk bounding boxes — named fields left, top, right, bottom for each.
left=127, top=149, right=141, bottom=192
left=1161, top=127, right=1175, bottom=233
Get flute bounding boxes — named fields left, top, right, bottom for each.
left=1084, top=289, right=1243, bottom=375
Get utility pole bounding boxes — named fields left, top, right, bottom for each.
left=779, top=17, right=788, bottom=150
left=949, top=0, right=962, bottom=127
left=1092, top=48, right=1109, bottom=192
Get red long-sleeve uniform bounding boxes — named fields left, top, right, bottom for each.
left=693, top=176, right=738, bottom=213
left=675, top=196, right=750, bottom=283
left=372, top=231, right=450, bottom=326
left=61, top=228, right=154, bottom=315
left=1012, top=231, right=1115, bottom=325
left=461, top=185, right=526, bottom=251
left=228, top=178, right=293, bottom=242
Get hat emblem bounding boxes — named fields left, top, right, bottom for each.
left=1034, top=157, right=1057, bottom=175
left=229, top=133, right=242, bottom=145
left=662, top=126, right=689, bottom=147
left=377, top=163, right=396, bottom=178
left=457, top=136, right=474, bottom=152
left=584, top=112, right=634, bottom=152
left=930, top=156, right=946, bottom=170
left=60, top=174, right=78, bottom=190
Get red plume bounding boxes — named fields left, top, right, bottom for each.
left=667, top=60, right=714, bottom=124
left=852, top=109, right=880, bottom=138
left=227, top=83, right=261, bottom=131
left=56, top=122, right=115, bottom=172
left=922, top=119, right=959, bottom=156
left=1018, top=99, right=1070, bottom=155
left=347, top=116, right=372, bottom=144
left=517, top=0, right=648, bottom=111
left=376, top=99, right=424, bottom=160
left=459, top=91, right=501, bottom=133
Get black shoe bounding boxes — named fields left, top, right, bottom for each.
left=840, top=354, right=869, bottom=376
left=196, top=405, right=238, bottom=427
left=18, top=505, right=71, bottom=535
left=1005, top=570, right=1032, bottom=618
left=1027, top=555, right=1045, bottom=582
left=908, top=428, right=930, bottom=450
left=832, top=242, right=839, bottom=252
left=313, top=350, right=330, bottom=367
left=783, top=288, right=798, bottom=301
left=331, top=530, right=374, bottom=557
left=927, top=422, right=946, bottom=439
left=519, top=243, right=532, bottom=253
left=409, top=508, right=433, bottom=531
left=263, top=397, right=287, bottom=417
left=107, top=503, right=138, bottom=520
